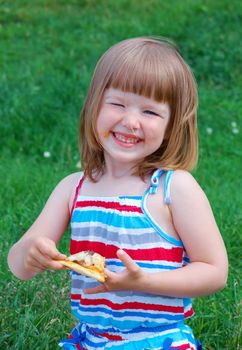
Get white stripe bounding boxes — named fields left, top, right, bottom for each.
left=77, top=195, right=142, bottom=206
left=184, top=302, right=193, bottom=313
left=71, top=221, right=155, bottom=234
left=116, top=327, right=180, bottom=341
left=71, top=223, right=175, bottom=247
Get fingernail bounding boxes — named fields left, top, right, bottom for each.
left=59, top=254, right=67, bottom=259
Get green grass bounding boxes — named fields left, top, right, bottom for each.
left=0, top=0, right=241, bottom=349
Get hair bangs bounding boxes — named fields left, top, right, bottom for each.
left=105, top=45, right=173, bottom=104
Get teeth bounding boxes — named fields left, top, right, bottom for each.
left=114, top=133, right=138, bottom=144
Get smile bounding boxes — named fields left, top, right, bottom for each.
left=112, top=132, right=141, bottom=144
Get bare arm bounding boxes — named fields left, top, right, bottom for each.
left=86, top=171, right=228, bottom=298
left=137, top=170, right=228, bottom=297
left=8, top=173, right=80, bottom=280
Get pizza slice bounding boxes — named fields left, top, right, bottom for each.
left=59, top=250, right=106, bottom=283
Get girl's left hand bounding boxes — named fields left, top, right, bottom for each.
left=84, top=249, right=145, bottom=294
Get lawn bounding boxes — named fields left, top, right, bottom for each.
left=0, top=0, right=241, bottom=349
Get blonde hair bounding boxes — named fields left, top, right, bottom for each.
left=79, top=37, right=198, bottom=181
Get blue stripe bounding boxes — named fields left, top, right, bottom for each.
left=118, top=195, right=142, bottom=200
left=90, top=321, right=186, bottom=335
left=164, top=170, right=174, bottom=204
left=85, top=328, right=107, bottom=348
left=184, top=297, right=192, bottom=308
left=71, top=303, right=183, bottom=320
left=71, top=210, right=149, bottom=229
left=107, top=260, right=177, bottom=270
left=72, top=310, right=140, bottom=330
left=72, top=312, right=184, bottom=332
left=183, top=256, right=190, bottom=263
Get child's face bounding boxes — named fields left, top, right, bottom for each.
left=96, top=88, right=170, bottom=168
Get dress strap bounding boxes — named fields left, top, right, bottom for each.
left=164, top=170, right=174, bottom=205
left=149, top=169, right=166, bottom=194
left=149, top=169, right=174, bottom=205
left=70, top=172, right=85, bottom=217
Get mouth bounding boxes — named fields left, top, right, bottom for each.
left=112, top=131, right=142, bottom=144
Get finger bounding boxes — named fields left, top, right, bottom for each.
left=38, top=240, right=67, bottom=260
left=49, top=260, right=68, bottom=270
left=29, top=251, right=65, bottom=271
left=84, top=284, right=107, bottom=294
left=31, top=266, right=46, bottom=274
left=104, top=268, right=117, bottom=279
left=25, top=257, right=46, bottom=273
left=53, top=252, right=67, bottom=260
left=117, top=249, right=140, bottom=274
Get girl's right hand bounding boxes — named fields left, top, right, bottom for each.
left=8, top=173, right=78, bottom=280
left=24, top=236, right=67, bottom=274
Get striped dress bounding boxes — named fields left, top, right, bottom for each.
left=59, top=169, right=201, bottom=350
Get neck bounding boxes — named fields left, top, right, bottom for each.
left=103, top=164, right=135, bottom=179
left=103, top=155, right=138, bottom=179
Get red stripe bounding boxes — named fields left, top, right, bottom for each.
left=70, top=175, right=85, bottom=218
left=71, top=294, right=184, bottom=314
left=171, top=344, right=194, bottom=350
left=70, top=240, right=183, bottom=262
left=184, top=307, right=194, bottom=318
left=91, top=329, right=123, bottom=341
left=75, top=200, right=143, bottom=213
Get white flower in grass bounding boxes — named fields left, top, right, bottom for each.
left=232, top=127, right=239, bottom=134
left=76, top=161, right=82, bottom=169
left=43, top=151, right=51, bottom=158
left=206, top=127, right=213, bottom=135
left=231, top=121, right=239, bottom=134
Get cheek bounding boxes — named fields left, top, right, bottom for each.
left=145, top=122, right=166, bottom=140
left=96, top=112, right=112, bottom=142
left=96, top=112, right=106, bottom=134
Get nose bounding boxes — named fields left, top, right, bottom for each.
left=121, top=110, right=140, bottom=131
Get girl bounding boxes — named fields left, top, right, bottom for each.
left=8, top=37, right=228, bottom=349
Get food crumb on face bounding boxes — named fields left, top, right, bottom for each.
left=102, top=131, right=109, bottom=138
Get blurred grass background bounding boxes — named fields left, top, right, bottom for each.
left=0, top=0, right=241, bottom=349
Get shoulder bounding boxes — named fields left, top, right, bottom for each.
left=171, top=170, right=206, bottom=203
left=170, top=170, right=205, bottom=197
left=53, top=172, right=84, bottom=202
left=169, top=171, right=210, bottom=240
left=59, top=172, right=83, bottom=187
left=34, top=172, right=84, bottom=222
